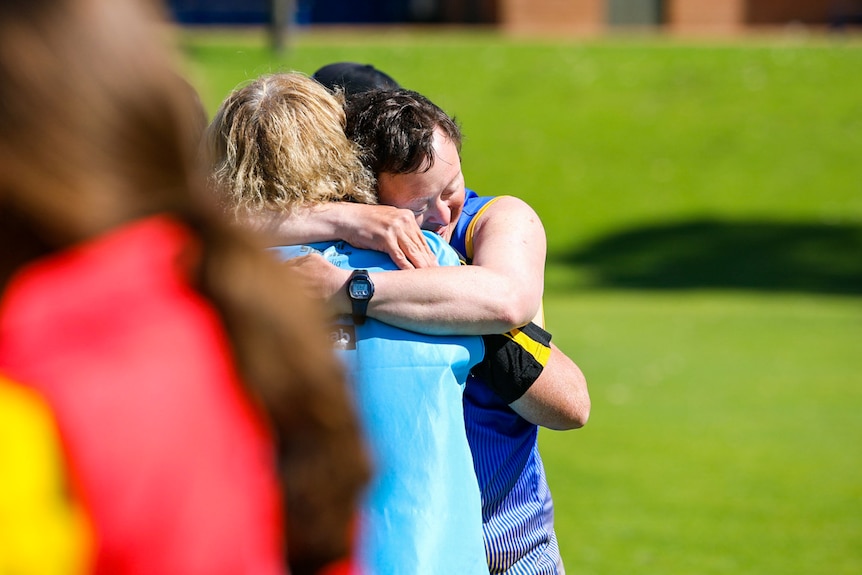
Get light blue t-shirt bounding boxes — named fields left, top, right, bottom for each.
left=271, top=231, right=489, bottom=575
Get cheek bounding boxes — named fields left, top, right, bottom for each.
left=448, top=200, right=463, bottom=224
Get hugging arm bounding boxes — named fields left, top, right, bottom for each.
left=263, top=196, right=590, bottom=429
left=288, top=196, right=548, bottom=335
left=476, top=323, right=590, bottom=430
left=244, top=202, right=437, bottom=270
left=510, top=343, right=590, bottom=430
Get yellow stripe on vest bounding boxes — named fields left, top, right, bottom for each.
left=463, top=197, right=503, bottom=261
left=505, top=328, right=551, bottom=367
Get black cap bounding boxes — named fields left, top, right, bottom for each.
left=312, top=62, right=401, bottom=96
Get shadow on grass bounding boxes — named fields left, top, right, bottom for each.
left=550, top=219, right=862, bottom=295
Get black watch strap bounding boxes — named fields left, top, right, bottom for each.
left=346, top=269, right=374, bottom=325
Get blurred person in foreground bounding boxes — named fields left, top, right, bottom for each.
left=203, top=71, right=498, bottom=575
left=0, top=2, right=369, bottom=575
left=260, top=64, right=591, bottom=575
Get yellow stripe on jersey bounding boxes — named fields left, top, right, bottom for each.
left=505, top=325, right=551, bottom=368
left=0, top=377, right=92, bottom=575
left=463, top=196, right=503, bottom=261
left=473, top=322, right=552, bottom=403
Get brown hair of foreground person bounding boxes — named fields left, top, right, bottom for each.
left=0, top=0, right=370, bottom=573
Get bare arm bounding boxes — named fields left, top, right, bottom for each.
left=289, top=196, right=547, bottom=335
left=245, top=202, right=437, bottom=270
left=509, top=342, right=591, bottom=430
left=278, top=196, right=590, bottom=429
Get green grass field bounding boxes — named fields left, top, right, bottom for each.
left=180, top=28, right=862, bottom=574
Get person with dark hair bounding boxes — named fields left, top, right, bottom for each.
left=257, top=67, right=590, bottom=574
left=287, top=87, right=587, bottom=575
left=0, top=2, right=369, bottom=575
left=313, top=61, right=401, bottom=95
left=203, top=71, right=493, bottom=575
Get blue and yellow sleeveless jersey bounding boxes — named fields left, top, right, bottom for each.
left=452, top=189, right=565, bottom=575
left=270, top=231, right=489, bottom=575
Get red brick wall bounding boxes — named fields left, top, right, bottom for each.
left=666, top=0, right=746, bottom=33
left=498, top=0, right=605, bottom=34
left=494, top=0, right=831, bottom=35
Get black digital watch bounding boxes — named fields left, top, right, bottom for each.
left=346, top=269, right=374, bottom=325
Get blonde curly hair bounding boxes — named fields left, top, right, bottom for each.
left=204, top=72, right=377, bottom=219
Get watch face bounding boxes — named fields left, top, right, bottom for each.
left=349, top=278, right=372, bottom=299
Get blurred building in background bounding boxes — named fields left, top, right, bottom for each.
left=499, top=0, right=858, bottom=35
left=166, top=0, right=861, bottom=33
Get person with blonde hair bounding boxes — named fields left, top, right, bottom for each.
left=204, top=72, right=497, bottom=575
left=0, top=2, right=369, bottom=575
left=208, top=73, right=377, bottom=220
left=245, top=69, right=592, bottom=575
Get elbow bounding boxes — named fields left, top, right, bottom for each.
left=496, top=292, right=540, bottom=331
left=550, top=372, right=591, bottom=430
left=570, top=398, right=591, bottom=429
left=553, top=363, right=591, bottom=430
left=508, top=382, right=590, bottom=431
left=569, top=380, right=591, bottom=429
left=548, top=398, right=590, bottom=431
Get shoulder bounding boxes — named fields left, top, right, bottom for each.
left=270, top=241, right=401, bottom=271
left=460, top=190, right=539, bottom=230
left=472, top=196, right=544, bottom=243
left=267, top=244, right=327, bottom=261
left=454, top=193, right=543, bottom=261
left=480, top=195, right=539, bottom=219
